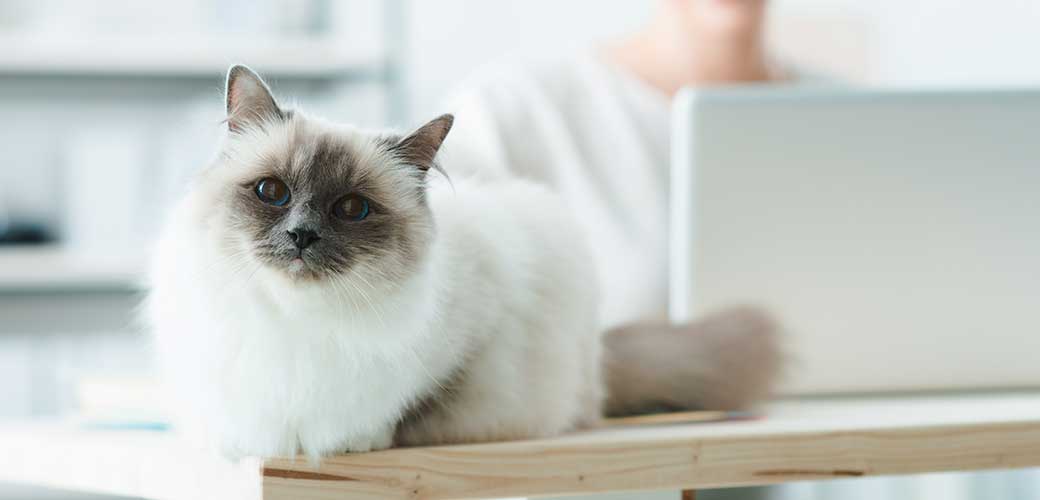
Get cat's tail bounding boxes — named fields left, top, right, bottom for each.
left=602, top=305, right=784, bottom=416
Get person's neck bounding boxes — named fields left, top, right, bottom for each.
left=606, top=18, right=772, bottom=97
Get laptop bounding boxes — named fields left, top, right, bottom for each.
left=670, top=87, right=1040, bottom=395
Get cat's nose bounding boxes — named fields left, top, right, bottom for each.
left=288, top=228, right=321, bottom=250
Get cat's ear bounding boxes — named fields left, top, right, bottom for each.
left=390, top=114, right=454, bottom=171
left=225, top=65, right=284, bottom=132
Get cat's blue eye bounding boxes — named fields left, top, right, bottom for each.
left=255, top=178, right=290, bottom=206
left=334, top=194, right=370, bottom=221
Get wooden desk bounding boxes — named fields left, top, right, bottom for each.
left=3, top=392, right=1040, bottom=499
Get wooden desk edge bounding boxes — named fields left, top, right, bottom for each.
left=259, top=419, right=1040, bottom=500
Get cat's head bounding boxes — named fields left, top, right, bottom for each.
left=202, top=65, right=452, bottom=288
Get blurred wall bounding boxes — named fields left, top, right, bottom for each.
left=403, top=0, right=653, bottom=120
left=403, top=0, right=1040, bottom=123
left=859, top=0, right=1040, bottom=86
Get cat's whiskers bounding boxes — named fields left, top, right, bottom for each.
left=188, top=247, right=251, bottom=280
left=190, top=254, right=250, bottom=290
left=215, top=261, right=265, bottom=304
left=199, top=246, right=266, bottom=302
left=337, top=269, right=450, bottom=398
left=348, top=265, right=398, bottom=297
left=326, top=275, right=362, bottom=333
left=340, top=272, right=390, bottom=332
left=351, top=266, right=413, bottom=325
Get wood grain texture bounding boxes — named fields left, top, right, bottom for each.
left=262, top=420, right=1040, bottom=499
left=261, top=393, right=1040, bottom=499
left=3, top=393, right=1040, bottom=500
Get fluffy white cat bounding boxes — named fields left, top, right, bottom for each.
left=147, top=65, right=780, bottom=460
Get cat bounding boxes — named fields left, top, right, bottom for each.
left=147, top=65, right=781, bottom=460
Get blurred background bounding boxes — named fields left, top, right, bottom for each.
left=0, top=0, right=1038, bottom=498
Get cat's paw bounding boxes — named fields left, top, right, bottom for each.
left=370, top=427, right=395, bottom=450
left=341, top=427, right=394, bottom=453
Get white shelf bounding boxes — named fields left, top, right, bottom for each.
left=0, top=245, right=144, bottom=293
left=0, top=34, right=385, bottom=79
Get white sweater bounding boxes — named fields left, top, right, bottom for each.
left=443, top=53, right=672, bottom=330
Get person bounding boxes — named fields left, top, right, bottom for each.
left=446, top=0, right=790, bottom=329
left=443, top=0, right=791, bottom=412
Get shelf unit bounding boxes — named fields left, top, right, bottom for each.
left=0, top=245, right=144, bottom=293
left=0, top=1, right=406, bottom=295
